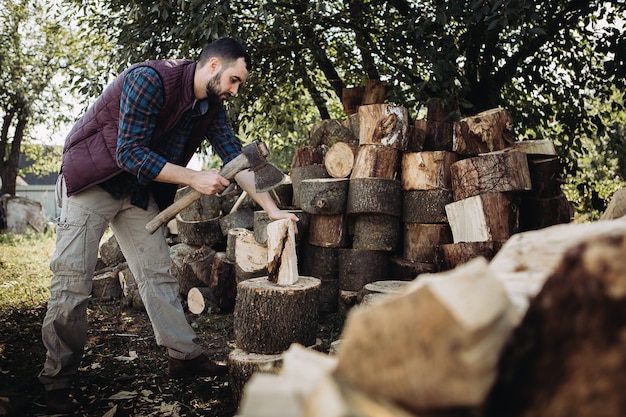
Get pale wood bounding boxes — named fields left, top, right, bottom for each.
left=487, top=138, right=557, bottom=156
left=350, top=144, right=400, bottom=180
left=357, top=280, right=410, bottom=304
left=445, top=192, right=520, bottom=243
left=335, top=257, right=517, bottom=411
left=453, top=107, right=515, bottom=155
left=403, top=223, right=452, bottom=263
left=308, top=214, right=348, bottom=248
left=266, top=219, right=299, bottom=285
left=450, top=151, right=531, bottom=201
left=324, top=142, right=359, bottom=178
left=187, top=287, right=216, bottom=315
left=402, top=189, right=453, bottom=224
left=601, top=187, right=626, bottom=220
left=358, top=104, right=409, bottom=151
left=234, top=276, right=320, bottom=354
left=310, top=119, right=356, bottom=147
left=234, top=228, right=268, bottom=282
left=118, top=265, right=144, bottom=310
left=169, top=243, right=215, bottom=295
left=228, top=348, right=283, bottom=408
left=401, top=151, right=458, bottom=191
left=346, top=178, right=402, bottom=216
left=253, top=209, right=309, bottom=244
left=299, top=178, right=350, bottom=215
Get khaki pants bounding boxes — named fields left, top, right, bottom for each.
left=39, top=176, right=204, bottom=390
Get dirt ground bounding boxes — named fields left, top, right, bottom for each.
left=0, top=297, right=344, bottom=416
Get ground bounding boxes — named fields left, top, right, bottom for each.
left=0, top=297, right=344, bottom=416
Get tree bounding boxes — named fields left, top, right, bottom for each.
left=62, top=0, right=626, bottom=213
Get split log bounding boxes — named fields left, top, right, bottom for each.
left=403, top=223, right=452, bottom=263
left=402, top=189, right=453, bottom=224
left=291, top=145, right=326, bottom=169
left=267, top=219, right=299, bottom=285
left=299, top=178, right=350, bottom=215
left=234, top=276, right=320, bottom=354
left=228, top=348, right=283, bottom=408
left=445, top=192, right=520, bottom=243
left=346, top=178, right=402, bottom=217
left=187, top=287, right=218, bottom=315
left=169, top=243, right=215, bottom=295
left=290, top=164, right=330, bottom=207
left=209, top=251, right=236, bottom=312
left=234, top=228, right=268, bottom=282
left=358, top=104, right=409, bottom=151
left=411, top=119, right=455, bottom=152
left=352, top=214, right=400, bottom=252
left=519, top=193, right=573, bottom=231
left=338, top=248, right=390, bottom=291
left=350, top=144, right=400, bottom=180
left=449, top=151, right=531, bottom=201
left=335, top=257, right=518, bottom=412
left=427, top=97, right=459, bottom=122
left=308, top=214, right=348, bottom=248
left=401, top=151, right=458, bottom=191
left=439, top=241, right=504, bottom=271
left=310, top=120, right=356, bottom=148
left=324, top=142, right=359, bottom=179
left=253, top=210, right=309, bottom=244
left=408, top=120, right=427, bottom=152
left=486, top=233, right=626, bottom=417
left=389, top=256, right=436, bottom=281
left=453, top=107, right=515, bottom=155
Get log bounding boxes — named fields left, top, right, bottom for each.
left=169, top=243, right=215, bottom=295
left=453, top=107, right=515, bottom=155
left=298, top=242, right=338, bottom=280
left=226, top=227, right=251, bottom=262
left=253, top=209, right=310, bottom=244
left=492, top=138, right=557, bottom=156
left=402, top=189, right=453, bottom=224
left=361, top=79, right=389, bottom=105
left=310, top=120, right=356, bottom=147
left=338, top=248, right=390, bottom=291
left=92, top=266, right=123, bottom=299
left=267, top=219, right=299, bottom=285
left=174, top=191, right=223, bottom=247
left=228, top=348, right=283, bottom=408
left=291, top=145, right=326, bottom=169
left=411, top=120, right=455, bottom=152
left=601, top=187, right=626, bottom=220
left=187, top=287, right=218, bottom=315
left=427, top=97, right=459, bottom=122
left=408, top=120, right=427, bottom=152
left=357, top=280, right=411, bottom=304
left=234, top=276, right=320, bottom=354
left=324, top=142, right=359, bottom=179
left=346, top=178, right=402, bottom=217
left=299, top=178, right=350, bottom=215
left=358, top=104, right=409, bottom=151
left=449, top=151, right=531, bottom=201
left=335, top=257, right=518, bottom=412
left=389, top=256, right=437, bottom=281
left=209, top=251, right=236, bottom=312
left=526, top=156, right=563, bottom=198
left=290, top=164, right=330, bottom=207
left=445, top=192, right=520, bottom=243
left=519, top=193, right=573, bottom=231
left=439, top=241, right=504, bottom=271
left=350, top=144, right=400, bottom=180
left=352, top=214, right=400, bottom=252
left=403, top=223, right=452, bottom=263
left=308, top=214, right=348, bottom=248
left=486, top=233, right=626, bottom=417
left=98, top=234, right=125, bottom=267
left=401, top=151, right=458, bottom=191
left=342, top=86, right=365, bottom=115
left=118, top=265, right=143, bottom=310
left=234, top=228, right=268, bottom=282
left=318, top=277, right=339, bottom=315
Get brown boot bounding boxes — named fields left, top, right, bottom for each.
left=168, top=353, right=229, bottom=378
left=45, top=388, right=80, bottom=415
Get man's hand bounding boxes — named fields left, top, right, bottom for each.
left=189, top=168, right=231, bottom=195
left=267, top=209, right=300, bottom=233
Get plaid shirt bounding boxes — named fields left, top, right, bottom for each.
left=100, top=66, right=242, bottom=209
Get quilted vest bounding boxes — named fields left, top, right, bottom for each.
left=61, top=59, right=219, bottom=208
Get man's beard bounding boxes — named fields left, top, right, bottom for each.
left=205, top=71, right=223, bottom=105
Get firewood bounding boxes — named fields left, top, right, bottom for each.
left=253, top=209, right=309, bottom=244
left=226, top=227, right=250, bottom=262
left=324, top=142, right=359, bottom=178
left=218, top=207, right=254, bottom=236
left=357, top=280, right=411, bottom=304
left=600, top=187, right=626, bottom=220
left=439, top=241, right=504, bottom=271
left=342, top=86, right=365, bottom=115
left=338, top=248, right=390, bottom=291
left=318, top=277, right=339, bottom=315
left=490, top=138, right=557, bottom=156
left=233, top=228, right=268, bottom=282
left=389, top=256, right=436, bottom=280
left=350, top=144, right=400, bottom=179
left=310, top=120, right=356, bottom=147
left=228, top=348, right=283, bottom=408
left=427, top=97, right=459, bottom=122
left=299, top=242, right=339, bottom=280
left=519, top=193, right=573, bottom=231
left=209, top=251, right=236, bottom=312
left=299, top=178, right=350, bottom=215
left=92, top=266, right=123, bottom=299
left=266, top=219, right=299, bottom=285
left=175, top=192, right=223, bottom=247
left=169, top=243, right=215, bottom=295
left=361, top=79, right=389, bottom=105
left=187, top=287, right=218, bottom=315
left=401, top=151, right=458, bottom=191
left=453, top=107, right=515, bottom=155
left=308, top=214, right=348, bottom=248
left=402, top=189, right=453, bottom=224
left=291, top=145, right=326, bottom=168
left=358, top=104, right=409, bottom=151
left=346, top=178, right=402, bottom=217
left=290, top=164, right=330, bottom=207
left=352, top=214, right=400, bottom=252
left=403, top=223, right=452, bottom=263
left=526, top=156, right=563, bottom=198
left=98, top=234, right=125, bottom=267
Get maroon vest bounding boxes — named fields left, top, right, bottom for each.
left=61, top=60, right=218, bottom=208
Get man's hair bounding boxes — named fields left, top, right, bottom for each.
left=198, top=38, right=251, bottom=70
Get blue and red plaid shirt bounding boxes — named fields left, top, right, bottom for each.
left=100, top=66, right=242, bottom=209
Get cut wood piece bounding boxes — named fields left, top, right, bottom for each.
left=487, top=233, right=626, bottom=417
left=439, top=241, right=504, bottom=271
left=453, top=107, right=515, bottom=155
left=342, top=86, right=365, bottom=115
left=234, top=276, right=320, bottom=354
left=98, top=234, right=125, bottom=267
left=324, top=142, right=359, bottom=179
left=338, top=248, right=390, bottom=291
left=493, top=138, right=557, bottom=156
left=299, top=242, right=339, bottom=280
left=291, top=145, right=326, bottom=169
left=218, top=207, right=254, bottom=236
left=358, top=104, right=409, bottom=151
left=411, top=119, right=455, bottom=152
left=92, top=267, right=123, bottom=299
left=253, top=210, right=310, bottom=244
left=234, top=228, right=268, bottom=282
left=526, top=156, right=563, bottom=198
left=169, top=243, right=216, bottom=295
left=450, top=151, right=531, bottom=201
left=357, top=280, right=410, bottom=304
left=445, top=192, right=520, bottom=243
left=350, top=144, right=400, bottom=180
left=299, top=178, right=350, bottom=215
left=352, top=214, right=400, bottom=252
left=318, top=277, right=339, bottom=315
left=427, top=97, right=459, bottom=122
left=402, top=189, right=453, bottom=223
left=389, top=256, right=436, bottom=280
left=226, top=227, right=251, bottom=262
left=209, top=251, right=236, bottom=312
left=520, top=193, right=573, bottom=231
left=290, top=164, right=330, bottom=207
left=187, top=287, right=217, bottom=315
left=267, top=219, right=299, bottom=285
left=403, top=223, right=452, bottom=263
left=308, top=214, right=348, bottom=248
left=408, top=119, right=427, bottom=152
left=335, top=257, right=518, bottom=412
left=361, top=79, right=389, bottom=105
left=601, top=187, right=626, bottom=220
left=347, top=112, right=361, bottom=140
left=175, top=192, right=223, bottom=247
left=401, top=151, right=458, bottom=191
left=346, top=177, right=402, bottom=217
left=118, top=265, right=143, bottom=310
left=228, top=348, right=283, bottom=408
left=310, top=119, right=356, bottom=147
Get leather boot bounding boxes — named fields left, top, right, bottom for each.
left=168, top=353, right=228, bottom=378
left=45, top=388, right=80, bottom=415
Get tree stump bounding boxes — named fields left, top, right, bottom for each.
left=445, top=192, right=520, bottom=243
left=299, top=178, right=349, bottom=215
left=324, top=142, right=359, bottom=178
left=338, top=248, right=390, bottom=291
left=453, top=107, right=515, bottom=155
left=350, top=145, right=400, bottom=180
left=346, top=178, right=402, bottom=217
left=403, top=223, right=452, bottom=263
left=352, top=214, right=400, bottom=252
left=401, top=151, right=458, bottom=190
left=449, top=151, right=532, bottom=201
left=389, top=256, right=436, bottom=280
left=308, top=214, right=348, bottom=248
left=209, top=251, right=236, bottom=312
left=290, top=164, right=330, bottom=207
left=439, top=241, right=504, bottom=271
left=234, top=276, right=320, bottom=354
left=358, top=104, right=409, bottom=151
left=228, top=348, right=283, bottom=408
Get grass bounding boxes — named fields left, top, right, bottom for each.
left=0, top=231, right=56, bottom=313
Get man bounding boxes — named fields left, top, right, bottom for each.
left=38, top=37, right=298, bottom=414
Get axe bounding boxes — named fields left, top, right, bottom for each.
left=145, top=141, right=285, bottom=234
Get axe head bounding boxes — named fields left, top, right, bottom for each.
left=243, top=142, right=286, bottom=193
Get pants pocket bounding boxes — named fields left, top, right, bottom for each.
left=50, top=206, right=90, bottom=275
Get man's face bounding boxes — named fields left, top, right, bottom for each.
left=198, top=57, right=249, bottom=103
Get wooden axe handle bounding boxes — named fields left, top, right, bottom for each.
left=145, top=142, right=268, bottom=234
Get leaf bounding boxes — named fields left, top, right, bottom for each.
left=108, top=391, right=138, bottom=400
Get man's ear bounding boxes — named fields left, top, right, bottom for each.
left=207, top=57, right=221, bottom=74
